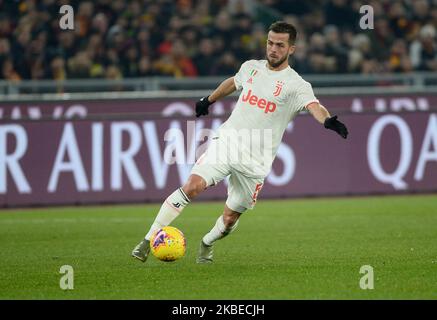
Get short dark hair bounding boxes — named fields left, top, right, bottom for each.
left=268, top=21, right=297, bottom=44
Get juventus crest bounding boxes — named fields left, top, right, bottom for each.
left=273, top=81, right=284, bottom=97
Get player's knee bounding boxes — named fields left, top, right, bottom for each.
left=182, top=175, right=206, bottom=199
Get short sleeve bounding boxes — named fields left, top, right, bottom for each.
left=233, top=61, right=248, bottom=91
left=295, top=81, right=319, bottom=112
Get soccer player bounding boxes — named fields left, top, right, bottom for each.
left=132, top=21, right=348, bottom=263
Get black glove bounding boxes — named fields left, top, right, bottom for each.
left=195, top=96, right=214, bottom=117
left=324, top=115, right=348, bottom=139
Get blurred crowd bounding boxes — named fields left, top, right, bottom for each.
left=0, top=0, right=437, bottom=82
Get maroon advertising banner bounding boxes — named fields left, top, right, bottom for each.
left=1, top=106, right=436, bottom=207
left=0, top=93, right=436, bottom=121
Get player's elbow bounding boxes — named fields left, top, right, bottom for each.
left=306, top=102, right=320, bottom=114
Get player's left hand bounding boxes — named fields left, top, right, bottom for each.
left=324, top=115, right=348, bottom=139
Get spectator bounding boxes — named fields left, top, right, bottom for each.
left=388, top=39, right=413, bottom=73
left=30, top=58, right=46, bottom=80
left=368, top=18, right=395, bottom=61
left=210, top=11, right=234, bottom=45
left=50, top=56, right=66, bottom=80
left=211, top=51, right=240, bottom=75
left=348, top=33, right=371, bottom=73
left=324, top=0, right=358, bottom=30
left=410, top=25, right=437, bottom=71
left=388, top=1, right=413, bottom=40
left=68, top=51, right=92, bottom=78
left=122, top=45, right=140, bottom=77
left=0, top=38, right=11, bottom=58
left=323, top=25, right=348, bottom=73
left=2, top=58, right=21, bottom=82
left=291, top=39, right=312, bottom=74
left=106, top=64, right=123, bottom=80
left=138, top=56, right=156, bottom=77
left=153, top=40, right=197, bottom=77
left=105, top=64, right=124, bottom=91
left=307, top=33, right=335, bottom=73
left=194, top=38, right=217, bottom=76
left=180, top=26, right=199, bottom=58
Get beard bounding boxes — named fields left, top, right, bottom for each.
left=267, top=54, right=289, bottom=68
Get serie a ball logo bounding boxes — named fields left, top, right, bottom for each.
left=150, top=226, right=186, bottom=262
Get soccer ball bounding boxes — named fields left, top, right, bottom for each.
left=150, top=226, right=186, bottom=262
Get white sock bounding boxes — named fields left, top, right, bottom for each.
left=145, top=188, right=190, bottom=240
left=202, top=215, right=239, bottom=246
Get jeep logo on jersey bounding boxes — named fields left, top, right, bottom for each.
left=242, top=89, right=277, bottom=114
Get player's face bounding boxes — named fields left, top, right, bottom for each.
left=266, top=31, right=295, bottom=68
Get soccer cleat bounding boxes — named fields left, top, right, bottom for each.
left=131, top=239, right=150, bottom=262
left=196, top=240, right=213, bottom=264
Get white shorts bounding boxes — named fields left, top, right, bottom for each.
left=191, top=147, right=264, bottom=213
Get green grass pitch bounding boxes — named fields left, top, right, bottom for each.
left=0, top=194, right=436, bottom=299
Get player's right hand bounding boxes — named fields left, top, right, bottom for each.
left=195, top=96, right=214, bottom=117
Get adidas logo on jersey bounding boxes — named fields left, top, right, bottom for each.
left=241, top=89, right=277, bottom=114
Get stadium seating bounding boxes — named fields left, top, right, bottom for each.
left=0, top=0, right=436, bottom=81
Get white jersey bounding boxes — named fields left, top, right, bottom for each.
left=215, top=59, right=319, bottom=178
